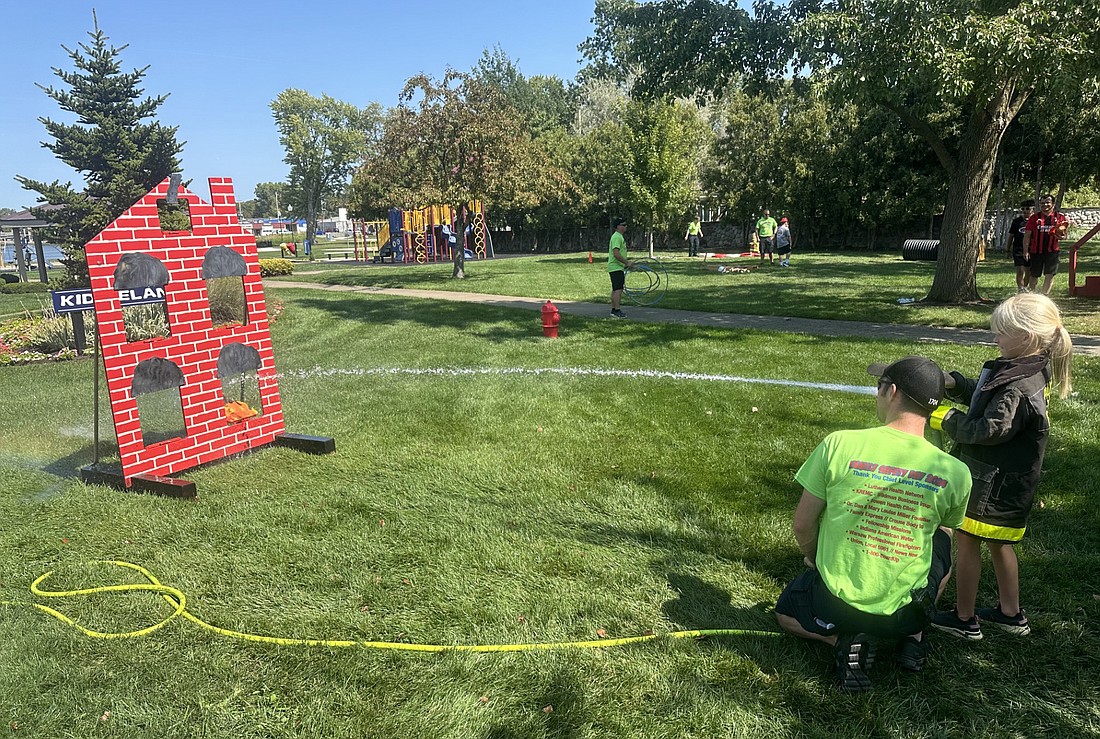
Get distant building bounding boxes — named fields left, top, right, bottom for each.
left=318, top=208, right=350, bottom=235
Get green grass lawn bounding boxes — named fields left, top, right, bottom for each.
left=270, top=248, right=1100, bottom=335
left=0, top=291, right=53, bottom=321
left=2, top=288, right=1099, bottom=737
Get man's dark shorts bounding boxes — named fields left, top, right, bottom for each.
left=775, top=529, right=951, bottom=638
left=1013, top=249, right=1028, bottom=267
left=1029, top=252, right=1059, bottom=277
left=609, top=270, right=626, bottom=291
left=759, top=236, right=775, bottom=255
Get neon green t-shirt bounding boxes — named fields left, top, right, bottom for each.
left=687, top=221, right=701, bottom=236
left=608, top=231, right=627, bottom=272
left=795, top=426, right=971, bottom=616
left=756, top=217, right=778, bottom=238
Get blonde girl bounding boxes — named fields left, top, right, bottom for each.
left=930, top=293, right=1072, bottom=640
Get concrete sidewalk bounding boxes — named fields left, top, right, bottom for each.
left=265, top=281, right=1100, bottom=357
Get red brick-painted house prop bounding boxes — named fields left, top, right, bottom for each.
left=83, top=177, right=328, bottom=493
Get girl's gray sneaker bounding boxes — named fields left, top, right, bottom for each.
left=976, top=605, right=1031, bottom=636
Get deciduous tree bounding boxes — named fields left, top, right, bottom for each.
left=271, top=90, right=380, bottom=258
left=583, top=0, right=1100, bottom=302
left=352, top=71, right=565, bottom=277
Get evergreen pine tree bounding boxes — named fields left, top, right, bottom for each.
left=16, top=14, right=184, bottom=287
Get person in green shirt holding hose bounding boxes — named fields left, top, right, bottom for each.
left=608, top=218, right=634, bottom=318
left=774, top=356, right=972, bottom=692
left=756, top=209, right=778, bottom=266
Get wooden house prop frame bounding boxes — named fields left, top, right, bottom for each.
left=80, top=176, right=332, bottom=497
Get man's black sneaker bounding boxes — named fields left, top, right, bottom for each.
left=930, top=609, right=983, bottom=641
left=610, top=309, right=627, bottom=319
left=976, top=605, right=1031, bottom=636
left=895, top=636, right=928, bottom=673
left=834, top=633, right=875, bottom=693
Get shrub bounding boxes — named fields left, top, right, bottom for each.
left=259, top=258, right=294, bottom=277
left=0, top=309, right=92, bottom=365
left=0, top=281, right=55, bottom=294
left=23, top=313, right=79, bottom=353
left=122, top=304, right=170, bottom=342
left=207, top=277, right=246, bottom=326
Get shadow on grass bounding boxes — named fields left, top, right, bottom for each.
left=41, top=441, right=118, bottom=480
left=484, top=665, right=587, bottom=739
left=663, top=572, right=776, bottom=633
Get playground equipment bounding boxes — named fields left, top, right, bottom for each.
left=353, top=201, right=491, bottom=265
left=902, top=239, right=939, bottom=261
left=1068, top=222, right=1100, bottom=298
left=69, top=175, right=334, bottom=497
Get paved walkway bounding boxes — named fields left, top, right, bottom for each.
left=266, top=281, right=1100, bottom=357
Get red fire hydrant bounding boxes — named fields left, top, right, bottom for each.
left=541, top=300, right=560, bottom=338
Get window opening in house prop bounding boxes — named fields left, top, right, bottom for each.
left=203, top=246, right=248, bottom=327
left=114, top=253, right=171, bottom=342
left=156, top=198, right=193, bottom=232
left=217, top=342, right=263, bottom=424
left=132, top=357, right=187, bottom=446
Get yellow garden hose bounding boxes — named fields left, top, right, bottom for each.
left=14, top=560, right=780, bottom=652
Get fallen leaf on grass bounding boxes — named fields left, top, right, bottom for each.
left=751, top=407, right=759, bottom=413
left=1038, top=500, right=1046, bottom=510
left=517, top=615, right=527, bottom=624
left=380, top=519, right=385, bottom=527
left=705, top=410, right=713, bottom=416
left=479, top=696, right=489, bottom=703
left=100, top=711, right=110, bottom=723
left=542, top=705, right=554, bottom=714
left=374, top=576, right=382, bottom=586
left=596, top=628, right=608, bottom=638
left=402, top=578, right=412, bottom=586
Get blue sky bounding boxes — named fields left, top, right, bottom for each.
left=0, top=0, right=599, bottom=210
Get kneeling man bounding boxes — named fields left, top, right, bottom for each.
left=774, top=356, right=972, bottom=692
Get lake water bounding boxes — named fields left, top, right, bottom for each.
left=2, top=245, right=65, bottom=264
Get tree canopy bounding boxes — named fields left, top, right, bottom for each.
left=351, top=70, right=567, bottom=277
left=271, top=90, right=380, bottom=256
left=583, top=0, right=1100, bottom=302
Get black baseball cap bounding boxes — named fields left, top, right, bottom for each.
left=612, top=218, right=626, bottom=228
left=866, top=356, right=944, bottom=409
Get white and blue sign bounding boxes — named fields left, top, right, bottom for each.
left=52, top=286, right=166, bottom=314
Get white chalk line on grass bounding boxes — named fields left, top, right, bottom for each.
left=282, top=366, right=876, bottom=396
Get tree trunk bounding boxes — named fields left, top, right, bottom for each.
left=926, top=94, right=1016, bottom=303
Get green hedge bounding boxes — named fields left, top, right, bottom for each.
left=258, top=259, right=294, bottom=277
left=0, top=281, right=54, bottom=294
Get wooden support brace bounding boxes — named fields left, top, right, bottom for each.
left=273, top=433, right=336, bottom=455
left=80, top=466, right=197, bottom=499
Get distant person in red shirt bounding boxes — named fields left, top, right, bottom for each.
left=1023, top=194, right=1069, bottom=295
